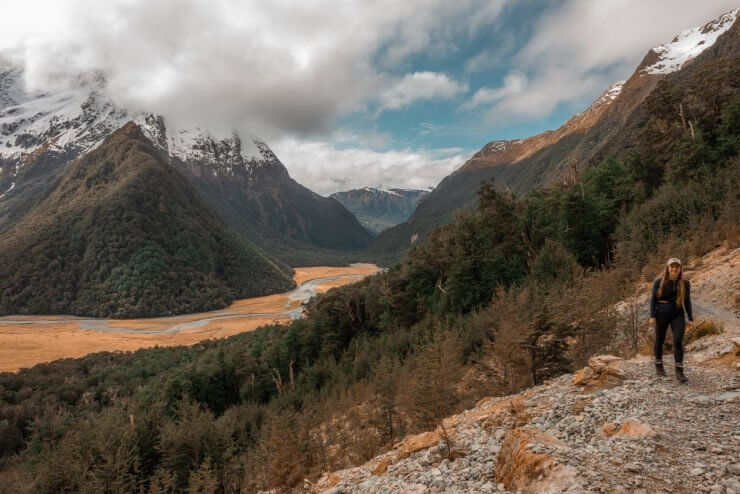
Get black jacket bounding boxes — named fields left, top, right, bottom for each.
left=650, top=277, right=693, bottom=321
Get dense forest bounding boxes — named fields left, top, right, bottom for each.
left=0, top=56, right=738, bottom=491
left=0, top=123, right=296, bottom=318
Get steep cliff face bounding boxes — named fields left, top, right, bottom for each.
left=371, top=10, right=740, bottom=260
left=312, top=246, right=740, bottom=494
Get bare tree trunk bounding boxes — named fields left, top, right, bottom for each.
left=271, top=368, right=283, bottom=394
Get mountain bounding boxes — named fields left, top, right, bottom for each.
left=371, top=8, right=740, bottom=260
left=0, top=67, right=372, bottom=266
left=330, top=186, right=432, bottom=235
left=0, top=122, right=295, bottom=318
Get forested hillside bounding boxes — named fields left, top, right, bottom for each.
left=0, top=123, right=295, bottom=318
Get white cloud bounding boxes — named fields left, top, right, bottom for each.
left=467, top=0, right=739, bottom=120
left=379, top=72, right=467, bottom=111
left=271, top=138, right=469, bottom=195
left=0, top=0, right=506, bottom=139
left=461, top=71, right=527, bottom=110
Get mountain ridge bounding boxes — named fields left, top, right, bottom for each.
left=370, top=9, right=740, bottom=261
left=0, top=67, right=373, bottom=265
left=0, top=121, right=296, bottom=318
left=330, top=187, right=432, bottom=235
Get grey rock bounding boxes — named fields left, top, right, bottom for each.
left=717, top=392, right=740, bottom=402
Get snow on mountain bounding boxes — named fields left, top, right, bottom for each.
left=357, top=186, right=434, bottom=198
left=600, top=80, right=625, bottom=103
left=0, top=64, right=279, bottom=191
left=643, top=8, right=739, bottom=75
left=464, top=77, right=628, bottom=173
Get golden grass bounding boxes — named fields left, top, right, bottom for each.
left=0, top=264, right=380, bottom=372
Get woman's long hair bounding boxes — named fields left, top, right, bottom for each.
left=657, top=265, right=685, bottom=307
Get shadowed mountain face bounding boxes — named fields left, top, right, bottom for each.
left=0, top=123, right=296, bottom=318
left=330, top=187, right=431, bottom=235
left=371, top=10, right=740, bottom=261
left=169, top=142, right=374, bottom=266
left=0, top=70, right=373, bottom=267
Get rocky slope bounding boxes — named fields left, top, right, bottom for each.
left=0, top=65, right=372, bottom=265
left=330, top=187, right=432, bottom=235
left=311, top=245, right=740, bottom=493
left=371, top=9, right=740, bottom=259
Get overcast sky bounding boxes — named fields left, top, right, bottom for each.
left=0, top=0, right=736, bottom=194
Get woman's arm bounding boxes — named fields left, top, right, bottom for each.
left=649, top=278, right=659, bottom=319
left=684, top=280, right=693, bottom=321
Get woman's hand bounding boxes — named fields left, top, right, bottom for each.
left=687, top=321, right=695, bottom=330
left=649, top=317, right=656, bottom=327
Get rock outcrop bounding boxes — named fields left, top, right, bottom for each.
left=572, top=355, right=627, bottom=391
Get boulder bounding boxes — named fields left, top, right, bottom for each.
left=372, top=458, right=392, bottom=475
left=732, top=337, right=740, bottom=357
left=573, top=355, right=627, bottom=391
left=685, top=320, right=721, bottom=345
left=470, top=395, right=530, bottom=430
left=395, top=430, right=443, bottom=460
left=600, top=420, right=659, bottom=439
left=495, top=427, right=576, bottom=493
left=313, top=472, right=342, bottom=491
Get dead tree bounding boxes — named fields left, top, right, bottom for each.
left=271, top=368, right=283, bottom=394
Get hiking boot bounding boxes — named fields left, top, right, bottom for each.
left=676, top=366, right=688, bottom=384
left=655, top=362, right=666, bottom=377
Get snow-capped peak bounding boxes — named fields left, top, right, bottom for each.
left=602, top=81, right=625, bottom=102
left=643, top=8, right=738, bottom=75
left=0, top=64, right=282, bottom=185
left=482, top=140, right=513, bottom=154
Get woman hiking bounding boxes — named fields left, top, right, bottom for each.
left=649, top=258, right=694, bottom=383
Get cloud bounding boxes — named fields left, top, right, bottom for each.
left=271, top=138, right=469, bottom=195
left=461, top=71, right=527, bottom=110
left=463, top=35, right=515, bottom=74
left=466, top=0, right=739, bottom=120
left=379, top=72, right=467, bottom=111
left=0, top=0, right=507, bottom=140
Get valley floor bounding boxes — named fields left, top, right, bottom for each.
left=0, top=263, right=380, bottom=373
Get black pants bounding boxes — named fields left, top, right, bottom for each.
left=654, top=313, right=685, bottom=366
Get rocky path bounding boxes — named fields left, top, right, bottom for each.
left=312, top=247, right=739, bottom=494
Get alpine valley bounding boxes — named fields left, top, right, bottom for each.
left=0, top=7, right=738, bottom=494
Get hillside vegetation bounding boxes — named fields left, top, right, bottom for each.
left=174, top=157, right=374, bottom=267
left=0, top=123, right=295, bottom=318
left=0, top=73, right=737, bottom=491
left=0, top=24, right=738, bottom=494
